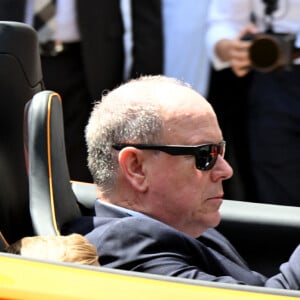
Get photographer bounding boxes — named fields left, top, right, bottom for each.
left=206, top=0, right=300, bottom=206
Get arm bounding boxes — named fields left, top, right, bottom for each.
left=266, top=245, right=300, bottom=290
left=206, top=0, right=258, bottom=76
left=88, top=217, right=266, bottom=286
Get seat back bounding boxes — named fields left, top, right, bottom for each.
left=0, top=21, right=43, bottom=243
left=25, top=91, right=84, bottom=235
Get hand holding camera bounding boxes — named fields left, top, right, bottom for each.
left=241, top=31, right=296, bottom=73
left=240, top=0, right=298, bottom=73
left=215, top=1, right=299, bottom=77
left=214, top=23, right=258, bottom=77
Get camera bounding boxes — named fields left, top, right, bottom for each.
left=241, top=0, right=297, bottom=73
left=242, top=32, right=296, bottom=72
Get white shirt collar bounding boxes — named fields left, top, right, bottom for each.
left=97, top=199, right=152, bottom=219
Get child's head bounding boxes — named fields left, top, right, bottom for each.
left=7, top=233, right=99, bottom=266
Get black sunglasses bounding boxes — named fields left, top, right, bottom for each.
left=112, top=141, right=226, bottom=171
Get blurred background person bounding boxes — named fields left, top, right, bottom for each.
left=0, top=0, right=163, bottom=182
left=206, top=0, right=300, bottom=206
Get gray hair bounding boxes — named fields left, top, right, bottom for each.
left=85, top=75, right=191, bottom=195
left=86, top=82, right=163, bottom=194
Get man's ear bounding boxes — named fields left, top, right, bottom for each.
left=118, top=147, right=148, bottom=192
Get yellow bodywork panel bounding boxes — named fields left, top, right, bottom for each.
left=0, top=254, right=298, bottom=300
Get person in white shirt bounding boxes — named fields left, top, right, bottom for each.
left=206, top=0, right=300, bottom=206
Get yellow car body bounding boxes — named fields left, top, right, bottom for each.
left=1, top=252, right=299, bottom=300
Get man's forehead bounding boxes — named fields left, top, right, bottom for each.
left=158, top=88, right=220, bottom=142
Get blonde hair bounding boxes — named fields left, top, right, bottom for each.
left=6, top=234, right=99, bottom=267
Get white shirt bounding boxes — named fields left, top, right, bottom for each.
left=162, top=0, right=211, bottom=96
left=120, top=0, right=132, bottom=80
left=26, top=0, right=80, bottom=42
left=97, top=199, right=153, bottom=220
left=206, top=0, right=300, bottom=70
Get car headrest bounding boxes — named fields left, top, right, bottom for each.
left=0, top=21, right=43, bottom=243
left=25, top=91, right=81, bottom=235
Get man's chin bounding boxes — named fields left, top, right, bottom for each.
left=206, top=212, right=222, bottom=228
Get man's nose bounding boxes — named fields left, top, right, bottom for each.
left=210, top=155, right=233, bottom=182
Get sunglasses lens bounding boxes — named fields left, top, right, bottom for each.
left=195, top=144, right=223, bottom=171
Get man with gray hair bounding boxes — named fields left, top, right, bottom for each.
left=65, top=75, right=300, bottom=289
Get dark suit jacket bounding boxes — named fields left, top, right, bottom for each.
left=64, top=200, right=300, bottom=290
left=0, top=0, right=163, bottom=98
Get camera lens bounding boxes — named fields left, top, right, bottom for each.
left=249, top=35, right=281, bottom=72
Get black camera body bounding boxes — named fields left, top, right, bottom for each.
left=241, top=0, right=296, bottom=72
left=243, top=32, right=296, bottom=72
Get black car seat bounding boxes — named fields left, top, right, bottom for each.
left=24, top=90, right=96, bottom=236
left=0, top=21, right=43, bottom=243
